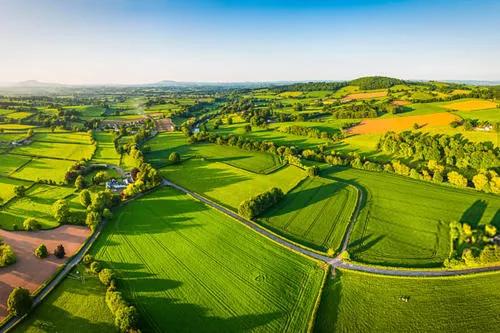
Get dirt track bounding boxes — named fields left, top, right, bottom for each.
left=0, top=226, right=90, bottom=319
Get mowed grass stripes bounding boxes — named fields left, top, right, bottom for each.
left=91, top=186, right=325, bottom=332
left=259, top=177, right=357, bottom=253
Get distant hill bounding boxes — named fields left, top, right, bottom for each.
left=14, top=80, right=66, bottom=87
left=349, top=76, right=404, bottom=90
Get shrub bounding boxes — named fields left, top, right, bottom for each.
left=168, top=152, right=181, bottom=164
left=86, top=211, right=101, bottom=231
left=7, top=287, right=32, bottom=316
left=90, top=261, right=102, bottom=273
left=34, top=244, right=48, bottom=258
left=80, top=189, right=92, bottom=207
left=115, top=305, right=139, bottom=332
left=99, top=268, right=116, bottom=286
left=93, top=171, right=108, bottom=185
left=106, top=290, right=127, bottom=314
left=83, top=254, right=94, bottom=266
left=53, top=244, right=65, bottom=259
left=52, top=199, right=70, bottom=223
left=75, top=175, right=86, bottom=190
left=447, top=171, right=468, bottom=188
left=0, top=242, right=16, bottom=267
left=14, top=185, right=27, bottom=198
left=23, top=218, right=41, bottom=231
left=307, top=166, right=320, bottom=177
left=103, top=208, right=113, bottom=220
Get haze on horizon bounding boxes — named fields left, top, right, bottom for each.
left=0, top=0, right=499, bottom=85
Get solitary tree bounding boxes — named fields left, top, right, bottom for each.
left=34, top=244, right=48, bottom=258
left=52, top=199, right=70, bottom=223
left=168, top=152, right=181, bottom=164
left=7, top=287, right=32, bottom=316
left=53, top=244, right=65, bottom=259
left=79, top=189, right=92, bottom=208
left=14, top=185, right=27, bottom=198
left=75, top=175, right=86, bottom=190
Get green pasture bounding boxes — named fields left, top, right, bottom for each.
left=259, top=176, right=357, bottom=253
left=13, top=264, right=114, bottom=333
left=0, top=154, right=32, bottom=176
left=0, top=176, right=32, bottom=203
left=145, top=132, right=283, bottom=174
left=213, top=123, right=327, bottom=149
left=0, top=184, right=76, bottom=230
left=91, top=186, right=325, bottom=332
left=323, top=167, right=500, bottom=268
left=92, top=131, right=121, bottom=165
left=315, top=269, right=500, bottom=332
left=11, top=157, right=76, bottom=183
left=33, top=132, right=92, bottom=144
left=11, top=140, right=94, bottom=161
left=454, top=108, right=500, bottom=122
left=4, top=111, right=33, bottom=120
left=161, top=158, right=306, bottom=211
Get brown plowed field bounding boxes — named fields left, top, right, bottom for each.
left=0, top=225, right=90, bottom=319
left=349, top=112, right=459, bottom=134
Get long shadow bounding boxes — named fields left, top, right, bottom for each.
left=313, top=271, right=343, bottom=333
left=262, top=180, right=349, bottom=217
left=138, top=295, right=283, bottom=332
left=491, top=209, right=500, bottom=229
left=460, top=199, right=488, bottom=227
left=17, top=297, right=116, bottom=332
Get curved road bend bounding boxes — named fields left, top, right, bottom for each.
left=163, top=179, right=500, bottom=277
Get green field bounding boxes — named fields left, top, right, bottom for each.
left=4, top=111, right=33, bottom=120
left=11, top=157, right=76, bottom=183
left=11, top=140, right=94, bottom=161
left=92, top=131, right=121, bottom=165
left=259, top=177, right=357, bottom=252
left=0, top=184, right=77, bottom=230
left=160, top=158, right=306, bottom=210
left=324, top=167, right=500, bottom=268
left=0, top=177, right=32, bottom=203
left=33, top=132, right=92, bottom=144
left=315, top=269, right=500, bottom=332
left=213, top=123, right=327, bottom=149
left=0, top=154, right=32, bottom=176
left=13, top=264, right=115, bottom=333
left=146, top=132, right=283, bottom=174
left=91, top=186, right=325, bottom=332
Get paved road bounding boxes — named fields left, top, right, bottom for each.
left=0, top=219, right=108, bottom=333
left=163, top=179, right=500, bottom=278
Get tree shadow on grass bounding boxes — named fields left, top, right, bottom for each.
left=262, top=180, right=349, bottom=218
left=490, top=209, right=500, bottom=229
left=18, top=302, right=116, bottom=333
left=314, top=270, right=343, bottom=333
left=138, top=295, right=283, bottom=332
left=460, top=199, right=487, bottom=227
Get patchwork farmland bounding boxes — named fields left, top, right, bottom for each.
left=0, top=75, right=499, bottom=333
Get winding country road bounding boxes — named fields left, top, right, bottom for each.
left=163, top=179, right=500, bottom=277
left=2, top=176, right=500, bottom=332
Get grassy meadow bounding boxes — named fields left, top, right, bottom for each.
left=315, top=269, right=500, bottom=332
left=146, top=132, right=284, bottom=174
left=259, top=177, right=357, bottom=253
left=160, top=158, right=306, bottom=210
left=92, top=131, right=121, bottom=165
left=323, top=167, right=500, bottom=268
left=91, top=186, right=325, bottom=332
left=0, top=184, right=77, bottom=230
left=13, top=264, right=114, bottom=333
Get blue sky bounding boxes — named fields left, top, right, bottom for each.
left=0, top=0, right=498, bottom=84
